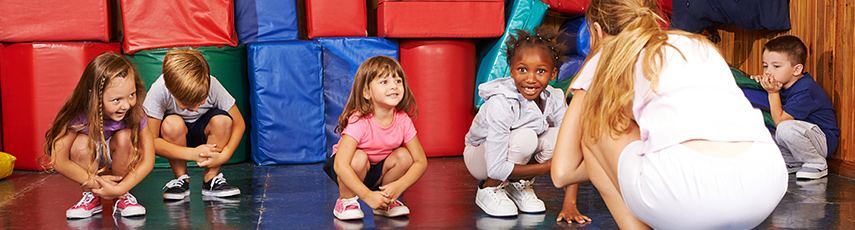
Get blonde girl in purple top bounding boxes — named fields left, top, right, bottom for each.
left=42, top=52, right=155, bottom=219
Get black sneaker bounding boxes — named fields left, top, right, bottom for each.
left=202, top=173, right=241, bottom=197
left=163, top=174, right=190, bottom=200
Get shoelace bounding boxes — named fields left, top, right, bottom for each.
left=341, top=197, right=360, bottom=210
left=209, top=174, right=228, bottom=190
left=73, top=192, right=96, bottom=208
left=163, top=179, right=185, bottom=189
left=113, top=193, right=138, bottom=215
left=489, top=183, right=510, bottom=199
left=514, top=180, right=538, bottom=200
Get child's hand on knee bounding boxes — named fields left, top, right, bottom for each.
left=362, top=191, right=391, bottom=210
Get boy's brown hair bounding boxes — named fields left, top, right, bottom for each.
left=762, top=35, right=807, bottom=67
left=162, top=49, right=210, bottom=105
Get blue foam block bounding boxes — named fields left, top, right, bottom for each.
left=235, top=0, right=299, bottom=43
left=318, top=37, right=399, bottom=158
left=559, top=17, right=585, bottom=57
left=248, top=41, right=325, bottom=165
left=557, top=55, right=586, bottom=83
left=474, top=0, right=548, bottom=108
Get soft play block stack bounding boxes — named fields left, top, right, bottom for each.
left=306, top=0, right=367, bottom=39
left=120, top=0, right=238, bottom=54
left=247, top=41, right=326, bottom=165
left=0, top=0, right=111, bottom=42
left=125, top=45, right=250, bottom=168
left=377, top=0, right=505, bottom=38
left=400, top=40, right=476, bottom=157
left=474, top=0, right=548, bottom=108
left=234, top=0, right=300, bottom=43
left=319, top=37, right=399, bottom=157
left=1, top=42, right=121, bottom=170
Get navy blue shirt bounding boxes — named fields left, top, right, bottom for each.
left=779, top=73, right=839, bottom=156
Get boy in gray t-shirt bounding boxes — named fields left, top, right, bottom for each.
left=143, top=49, right=245, bottom=200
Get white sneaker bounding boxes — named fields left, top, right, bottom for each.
left=475, top=183, right=518, bottom=217
left=505, top=179, right=545, bottom=213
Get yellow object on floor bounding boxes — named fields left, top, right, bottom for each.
left=0, top=152, right=15, bottom=179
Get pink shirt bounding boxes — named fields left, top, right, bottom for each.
left=333, top=111, right=417, bottom=164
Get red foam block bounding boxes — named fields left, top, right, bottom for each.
left=120, top=0, right=238, bottom=54
left=0, top=42, right=121, bottom=170
left=400, top=39, right=476, bottom=157
left=541, top=0, right=589, bottom=14
left=0, top=0, right=111, bottom=42
left=307, top=0, right=367, bottom=39
left=378, top=0, right=504, bottom=38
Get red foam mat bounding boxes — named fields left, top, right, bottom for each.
left=120, top=0, right=238, bottom=54
left=0, top=0, right=111, bottom=42
left=0, top=42, right=121, bottom=170
left=400, top=39, right=476, bottom=157
left=377, top=0, right=504, bottom=38
left=307, top=0, right=367, bottom=39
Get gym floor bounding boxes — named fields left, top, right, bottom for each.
left=1, top=157, right=853, bottom=229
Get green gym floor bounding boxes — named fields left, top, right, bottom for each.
left=1, top=157, right=853, bottom=229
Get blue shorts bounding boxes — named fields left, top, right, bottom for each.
left=180, top=108, right=232, bottom=148
left=323, top=155, right=386, bottom=191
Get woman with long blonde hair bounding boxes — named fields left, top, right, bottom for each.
left=550, top=0, right=787, bottom=228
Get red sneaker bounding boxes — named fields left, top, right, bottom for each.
left=66, top=192, right=103, bottom=219
left=114, top=193, right=146, bottom=217
left=373, top=200, right=410, bottom=217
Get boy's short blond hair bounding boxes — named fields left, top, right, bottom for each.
left=162, top=49, right=210, bottom=105
left=762, top=35, right=807, bottom=67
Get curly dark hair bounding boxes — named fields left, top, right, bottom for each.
left=504, top=26, right=568, bottom=73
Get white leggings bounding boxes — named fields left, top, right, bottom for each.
left=618, top=141, right=788, bottom=230
left=463, top=128, right=557, bottom=181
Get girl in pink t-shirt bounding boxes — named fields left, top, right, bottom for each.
left=323, top=56, right=427, bottom=220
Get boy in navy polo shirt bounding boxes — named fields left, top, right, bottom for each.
left=751, top=35, right=839, bottom=180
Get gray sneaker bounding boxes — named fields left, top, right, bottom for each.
left=796, top=167, right=828, bottom=179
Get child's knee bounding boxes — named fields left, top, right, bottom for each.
left=508, top=128, right=538, bottom=163
left=388, top=148, right=414, bottom=167
left=160, top=115, right=187, bottom=139
left=69, top=140, right=91, bottom=162
left=111, top=129, right=133, bottom=151
left=206, top=115, right=233, bottom=134
left=349, top=150, right=371, bottom=173
left=774, top=120, right=805, bottom=144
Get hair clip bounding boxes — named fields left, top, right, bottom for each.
left=526, top=37, right=530, bottom=41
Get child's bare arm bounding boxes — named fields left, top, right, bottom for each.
left=754, top=75, right=795, bottom=125
left=93, top=127, right=156, bottom=199
left=380, top=136, right=428, bottom=201
left=552, top=90, right=589, bottom=188
left=148, top=116, right=220, bottom=162
left=51, top=128, right=99, bottom=188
